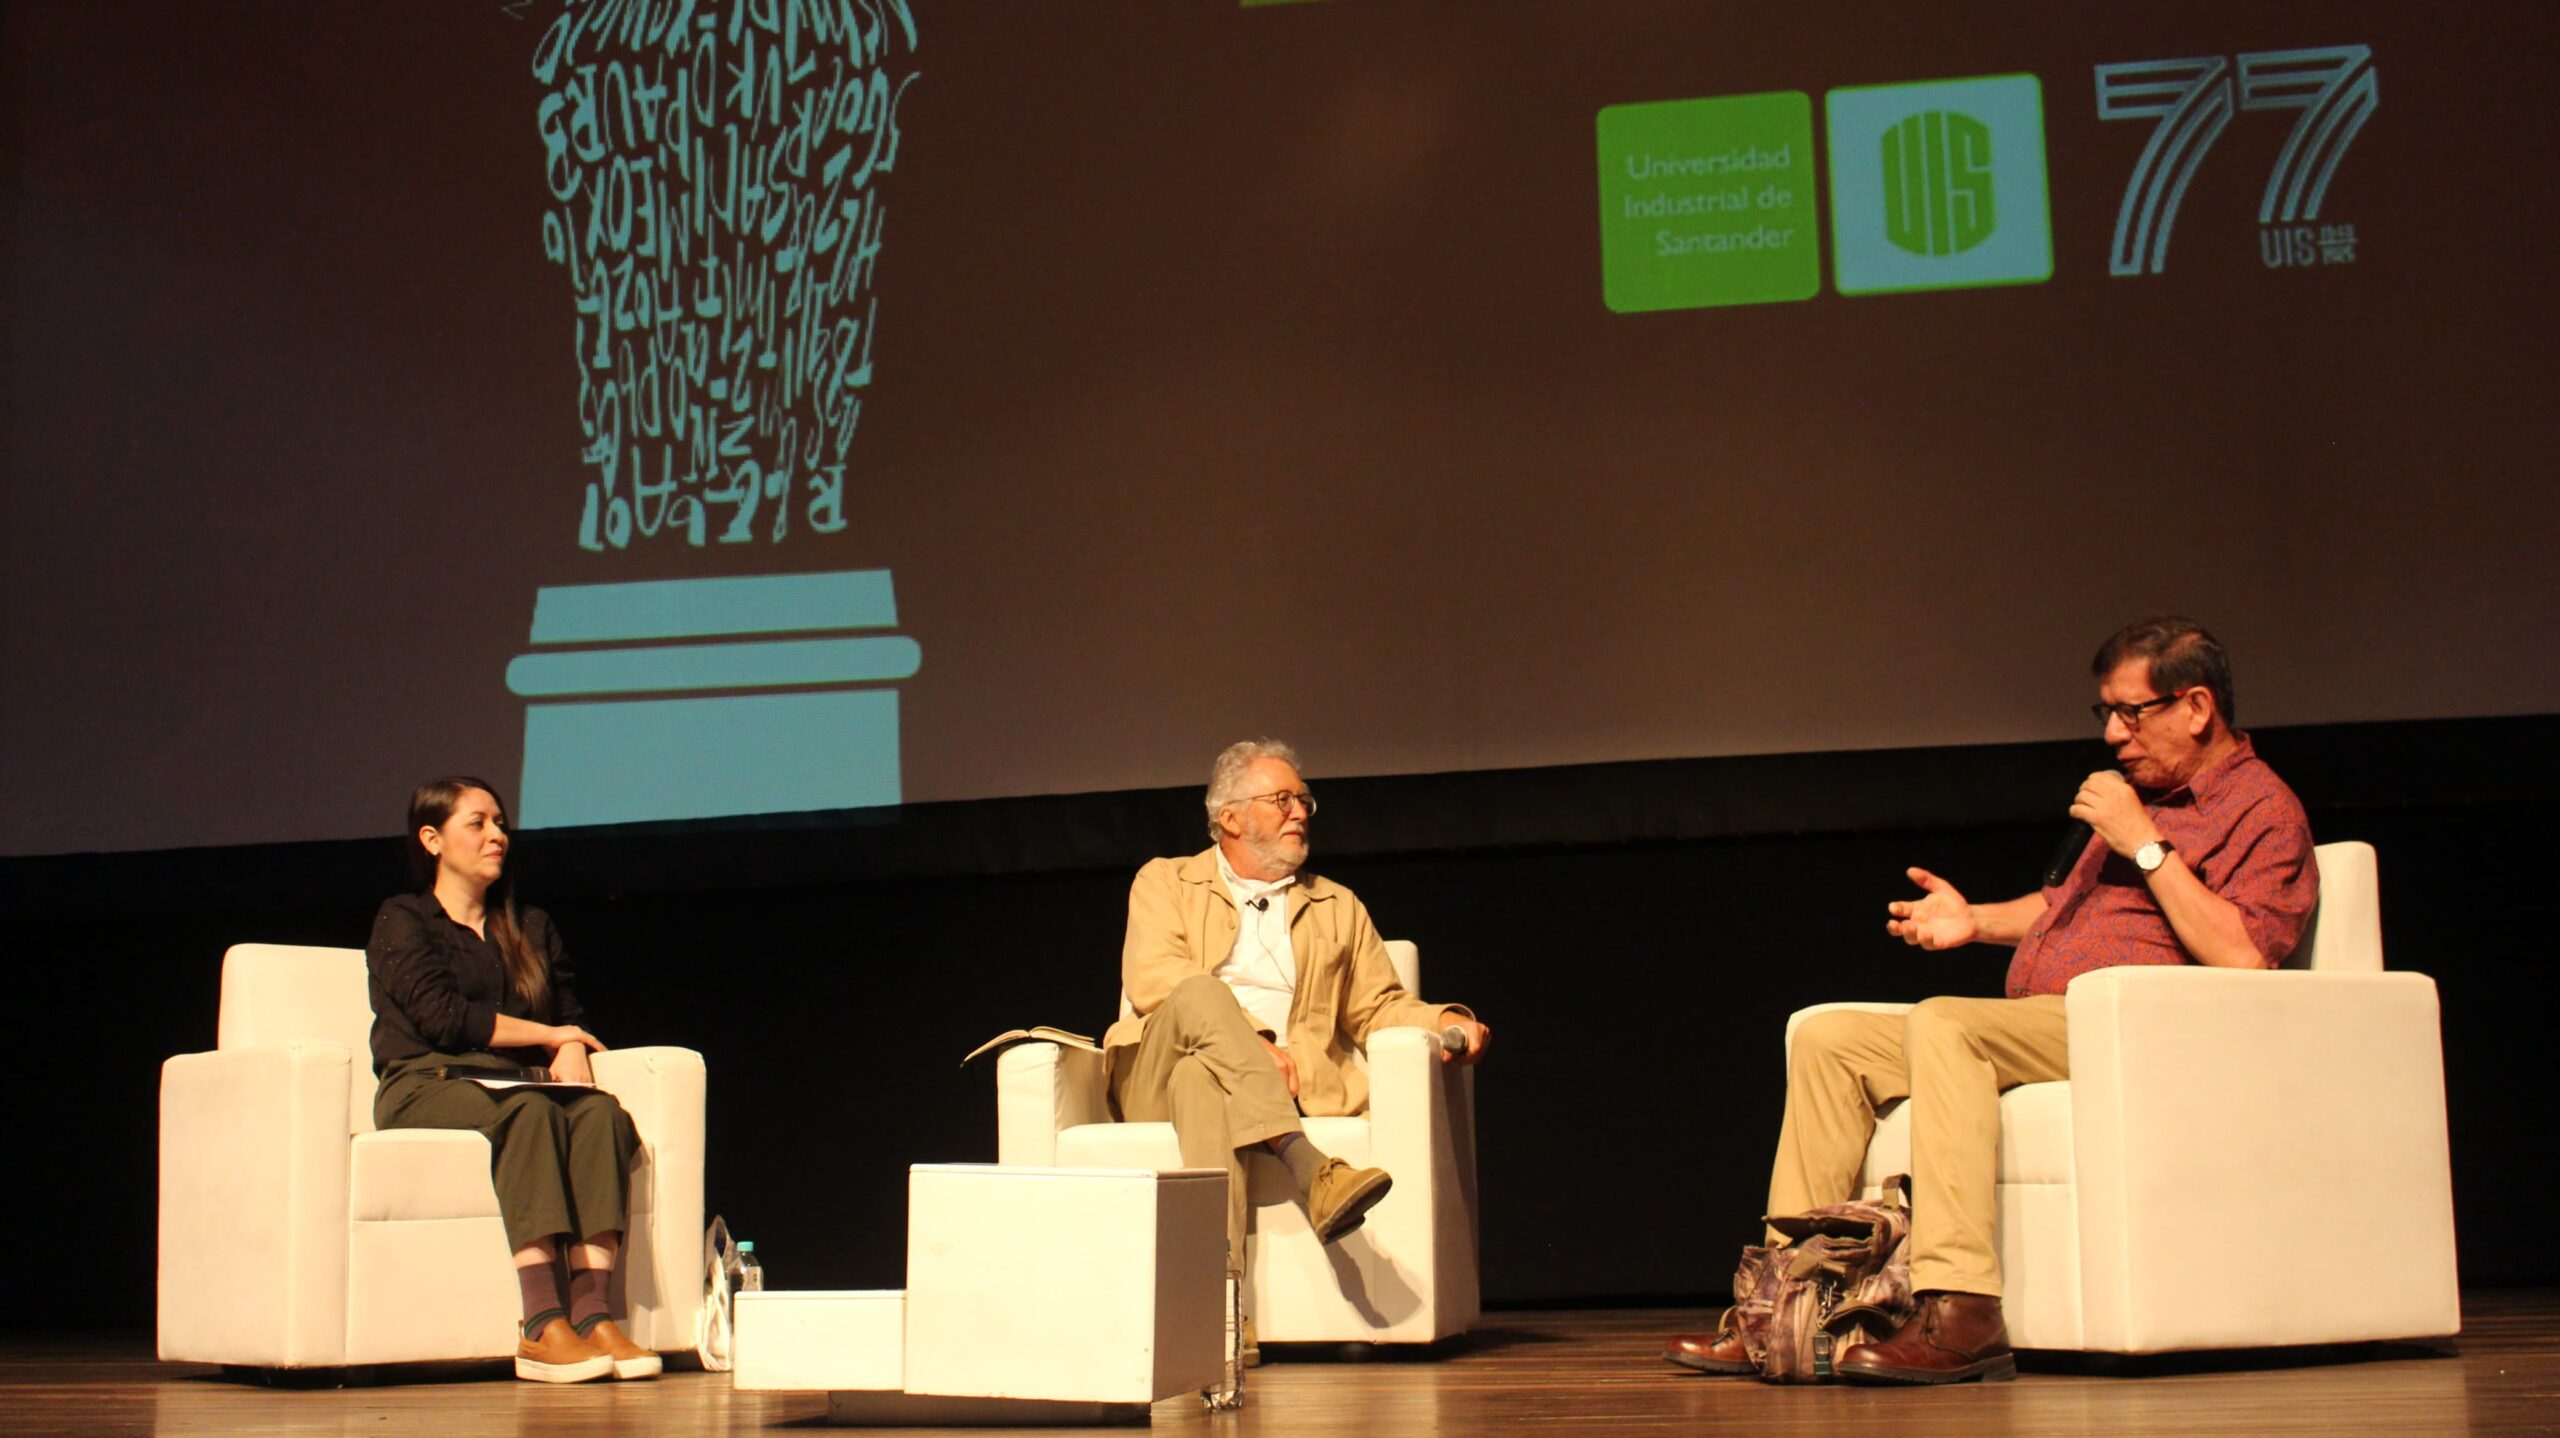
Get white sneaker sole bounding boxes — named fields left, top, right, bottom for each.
left=515, top=1354, right=615, bottom=1383
left=611, top=1352, right=664, bottom=1380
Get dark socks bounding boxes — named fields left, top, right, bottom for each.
left=518, top=1262, right=565, bottom=1340
left=1271, top=1131, right=1328, bottom=1193
left=567, top=1265, right=613, bottom=1335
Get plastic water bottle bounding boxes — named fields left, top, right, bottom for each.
left=735, top=1241, right=765, bottom=1294
left=1202, top=1259, right=1243, bottom=1410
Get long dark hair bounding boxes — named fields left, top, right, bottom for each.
left=404, top=776, right=552, bottom=1021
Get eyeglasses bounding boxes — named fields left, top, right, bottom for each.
left=1242, top=790, right=1318, bottom=817
left=2090, top=691, right=2190, bottom=729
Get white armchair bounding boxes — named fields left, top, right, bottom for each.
left=995, top=940, right=1479, bottom=1345
left=1794, top=840, right=2460, bottom=1353
left=158, top=943, right=705, bottom=1370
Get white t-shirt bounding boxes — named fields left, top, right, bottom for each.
left=1214, top=849, right=1298, bottom=1047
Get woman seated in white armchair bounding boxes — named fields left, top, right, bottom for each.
left=365, top=775, right=656, bottom=1384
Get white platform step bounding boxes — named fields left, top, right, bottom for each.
left=728, top=1165, right=1230, bottom=1425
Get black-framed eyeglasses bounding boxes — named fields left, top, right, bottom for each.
left=1243, top=789, right=1318, bottom=817
left=2090, top=691, right=2190, bottom=729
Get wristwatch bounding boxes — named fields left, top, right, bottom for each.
left=2134, top=838, right=2176, bottom=874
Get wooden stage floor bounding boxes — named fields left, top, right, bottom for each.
left=8, top=1292, right=2551, bottom=1437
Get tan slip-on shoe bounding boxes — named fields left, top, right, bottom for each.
left=582, top=1317, right=664, bottom=1380
left=1240, top=1314, right=1262, bottom=1370
left=516, top=1316, right=615, bottom=1383
left=1306, top=1158, right=1394, bottom=1245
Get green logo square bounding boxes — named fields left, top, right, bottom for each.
left=1596, top=92, right=1820, bottom=313
left=1824, top=74, right=2052, bottom=296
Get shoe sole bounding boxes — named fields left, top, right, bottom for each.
left=611, top=1353, right=664, bottom=1380
left=1314, top=1173, right=1393, bottom=1244
left=1663, top=1349, right=1758, bottom=1376
left=515, top=1354, right=615, bottom=1383
left=1836, top=1353, right=2017, bottom=1385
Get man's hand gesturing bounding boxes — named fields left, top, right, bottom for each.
left=1886, top=867, right=1978, bottom=950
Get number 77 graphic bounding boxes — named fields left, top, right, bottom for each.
left=2097, top=45, right=2378, bottom=276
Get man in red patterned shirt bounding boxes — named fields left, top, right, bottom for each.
left=1665, top=617, right=2319, bottom=1385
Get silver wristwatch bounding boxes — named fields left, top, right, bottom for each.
left=2134, top=838, right=2176, bottom=874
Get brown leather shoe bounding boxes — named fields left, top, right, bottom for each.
left=1663, top=1319, right=1756, bottom=1375
left=1306, top=1159, right=1393, bottom=1244
left=581, top=1317, right=663, bottom=1380
left=1835, top=1292, right=2016, bottom=1385
left=515, top=1316, right=614, bottom=1384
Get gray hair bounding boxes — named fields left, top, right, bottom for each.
left=1204, top=738, right=1303, bottom=840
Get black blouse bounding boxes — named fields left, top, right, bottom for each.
left=364, top=893, right=585, bottom=1075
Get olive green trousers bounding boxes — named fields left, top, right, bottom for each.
left=375, top=1053, right=640, bottom=1252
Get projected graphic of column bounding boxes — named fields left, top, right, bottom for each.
left=522, top=1, right=921, bottom=827
left=508, top=572, right=918, bottom=827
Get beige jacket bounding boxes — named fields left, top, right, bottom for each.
left=1107, top=846, right=1467, bottom=1118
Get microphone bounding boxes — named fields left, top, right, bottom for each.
left=1439, top=1025, right=1471, bottom=1056
left=1249, top=897, right=1269, bottom=911
left=2043, top=821, right=2094, bottom=888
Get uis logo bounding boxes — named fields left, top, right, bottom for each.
left=1827, top=74, right=2051, bottom=296
left=1880, top=110, right=1996, bottom=257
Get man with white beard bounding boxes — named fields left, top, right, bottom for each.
left=1108, top=739, right=1492, bottom=1361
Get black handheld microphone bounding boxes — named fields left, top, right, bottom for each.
left=2043, top=821, right=2094, bottom=888
left=1439, top=1026, right=1471, bottom=1056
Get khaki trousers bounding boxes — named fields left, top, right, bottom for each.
left=1110, top=974, right=1305, bottom=1268
left=1765, top=995, right=2069, bottom=1297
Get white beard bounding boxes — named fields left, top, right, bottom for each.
left=1245, top=831, right=1308, bottom=879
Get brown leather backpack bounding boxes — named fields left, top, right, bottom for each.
left=1724, top=1176, right=1915, bottom=1382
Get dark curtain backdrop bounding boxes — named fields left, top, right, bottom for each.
left=13, top=715, right=2552, bottom=1329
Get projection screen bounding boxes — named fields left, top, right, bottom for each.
left=4, top=0, right=2553, bottom=854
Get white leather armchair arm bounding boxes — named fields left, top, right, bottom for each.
left=589, top=1045, right=706, bottom=1162
left=1361, top=1026, right=1440, bottom=1119
left=2064, top=966, right=2459, bottom=1352
left=588, top=1045, right=707, bottom=1350
left=995, top=1042, right=1111, bottom=1167
left=158, top=1043, right=357, bottom=1366
left=1360, top=1026, right=1480, bottom=1312
left=1362, top=1026, right=1468, bottom=1180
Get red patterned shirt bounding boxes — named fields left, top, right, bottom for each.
left=2004, top=735, right=2319, bottom=999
